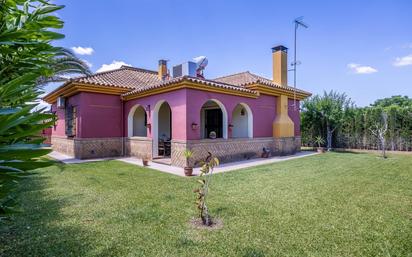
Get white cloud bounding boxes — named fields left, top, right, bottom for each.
left=71, top=46, right=94, bottom=55
left=401, top=43, right=412, bottom=49
left=347, top=63, right=378, bottom=74
left=96, top=60, right=131, bottom=72
left=393, top=54, right=412, bottom=67
left=32, top=100, right=51, bottom=112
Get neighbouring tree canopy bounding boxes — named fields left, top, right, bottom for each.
left=301, top=91, right=353, bottom=150
left=371, top=95, right=412, bottom=108
left=301, top=95, right=412, bottom=151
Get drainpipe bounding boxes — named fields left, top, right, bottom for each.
left=121, top=98, right=125, bottom=156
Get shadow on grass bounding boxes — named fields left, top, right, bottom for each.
left=330, top=150, right=364, bottom=155
left=0, top=163, right=95, bottom=257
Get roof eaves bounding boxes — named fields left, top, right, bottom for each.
left=122, top=76, right=258, bottom=97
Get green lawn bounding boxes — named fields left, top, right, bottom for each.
left=1, top=152, right=411, bottom=257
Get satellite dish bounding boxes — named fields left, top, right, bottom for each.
left=192, top=56, right=208, bottom=78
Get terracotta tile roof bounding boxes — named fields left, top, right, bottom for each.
left=214, top=71, right=262, bottom=86
left=214, top=71, right=311, bottom=95
left=122, top=75, right=257, bottom=96
left=72, top=65, right=160, bottom=89
left=44, top=66, right=310, bottom=102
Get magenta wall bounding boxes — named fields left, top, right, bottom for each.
left=51, top=94, right=81, bottom=137
left=124, top=89, right=302, bottom=140
left=124, top=89, right=187, bottom=140
left=185, top=89, right=277, bottom=139
left=51, top=92, right=122, bottom=138
left=52, top=89, right=302, bottom=140
left=79, top=93, right=122, bottom=138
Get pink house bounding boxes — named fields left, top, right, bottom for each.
left=44, top=45, right=311, bottom=167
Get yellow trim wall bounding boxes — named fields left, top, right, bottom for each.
left=272, top=95, right=295, bottom=138
left=43, top=83, right=129, bottom=103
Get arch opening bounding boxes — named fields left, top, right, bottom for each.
left=231, top=103, right=253, bottom=138
left=152, top=100, right=172, bottom=157
left=200, top=99, right=228, bottom=139
left=128, top=105, right=147, bottom=137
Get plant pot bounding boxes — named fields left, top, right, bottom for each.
left=261, top=152, right=270, bottom=158
left=184, top=167, right=193, bottom=176
left=317, top=147, right=325, bottom=153
left=142, top=159, right=149, bottom=166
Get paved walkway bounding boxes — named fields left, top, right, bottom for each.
left=48, top=151, right=318, bottom=177
left=48, top=151, right=114, bottom=164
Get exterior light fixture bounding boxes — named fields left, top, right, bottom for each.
left=240, top=108, right=245, bottom=116
left=191, top=122, right=199, bottom=130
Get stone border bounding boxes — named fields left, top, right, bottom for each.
left=51, top=136, right=301, bottom=166
left=51, top=136, right=123, bottom=159
left=171, top=137, right=301, bottom=167
left=125, top=137, right=152, bottom=159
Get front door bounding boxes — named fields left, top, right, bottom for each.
left=205, top=109, right=223, bottom=138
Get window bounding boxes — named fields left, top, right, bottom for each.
left=65, top=106, right=77, bottom=137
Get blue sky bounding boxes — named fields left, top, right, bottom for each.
left=53, top=0, right=412, bottom=106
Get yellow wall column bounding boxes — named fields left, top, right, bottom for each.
left=273, top=95, right=294, bottom=138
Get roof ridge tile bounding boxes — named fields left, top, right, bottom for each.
left=213, top=71, right=251, bottom=80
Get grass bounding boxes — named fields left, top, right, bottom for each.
left=0, top=152, right=411, bottom=257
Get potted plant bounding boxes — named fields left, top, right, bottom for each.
left=261, top=147, right=270, bottom=158
left=314, top=136, right=326, bottom=153
left=183, top=149, right=194, bottom=176
left=142, top=154, right=150, bottom=166
left=209, top=131, right=216, bottom=139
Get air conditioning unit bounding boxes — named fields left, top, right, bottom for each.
left=57, top=97, right=65, bottom=109
left=172, top=61, right=197, bottom=78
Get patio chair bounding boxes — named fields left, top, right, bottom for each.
left=158, top=140, right=166, bottom=157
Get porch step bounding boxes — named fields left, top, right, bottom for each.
left=152, top=158, right=172, bottom=166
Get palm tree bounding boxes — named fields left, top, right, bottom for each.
left=37, top=47, right=92, bottom=85
left=0, top=0, right=79, bottom=213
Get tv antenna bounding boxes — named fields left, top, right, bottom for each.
left=291, top=16, right=309, bottom=110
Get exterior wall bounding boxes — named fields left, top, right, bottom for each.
left=51, top=88, right=303, bottom=163
left=124, top=89, right=187, bottom=140
left=51, top=92, right=122, bottom=138
left=185, top=89, right=277, bottom=139
left=79, top=92, right=122, bottom=138
left=171, top=137, right=301, bottom=168
left=124, top=89, right=301, bottom=140
left=51, top=94, right=81, bottom=137
left=125, top=137, right=152, bottom=159
left=50, top=92, right=123, bottom=159
left=51, top=136, right=122, bottom=159
left=51, top=136, right=75, bottom=156
left=73, top=137, right=123, bottom=158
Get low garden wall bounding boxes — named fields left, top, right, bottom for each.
left=125, top=137, right=152, bottom=159
left=51, top=136, right=123, bottom=159
left=171, top=137, right=301, bottom=168
left=52, top=136, right=301, bottom=167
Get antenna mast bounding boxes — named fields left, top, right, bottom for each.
left=292, top=17, right=308, bottom=110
